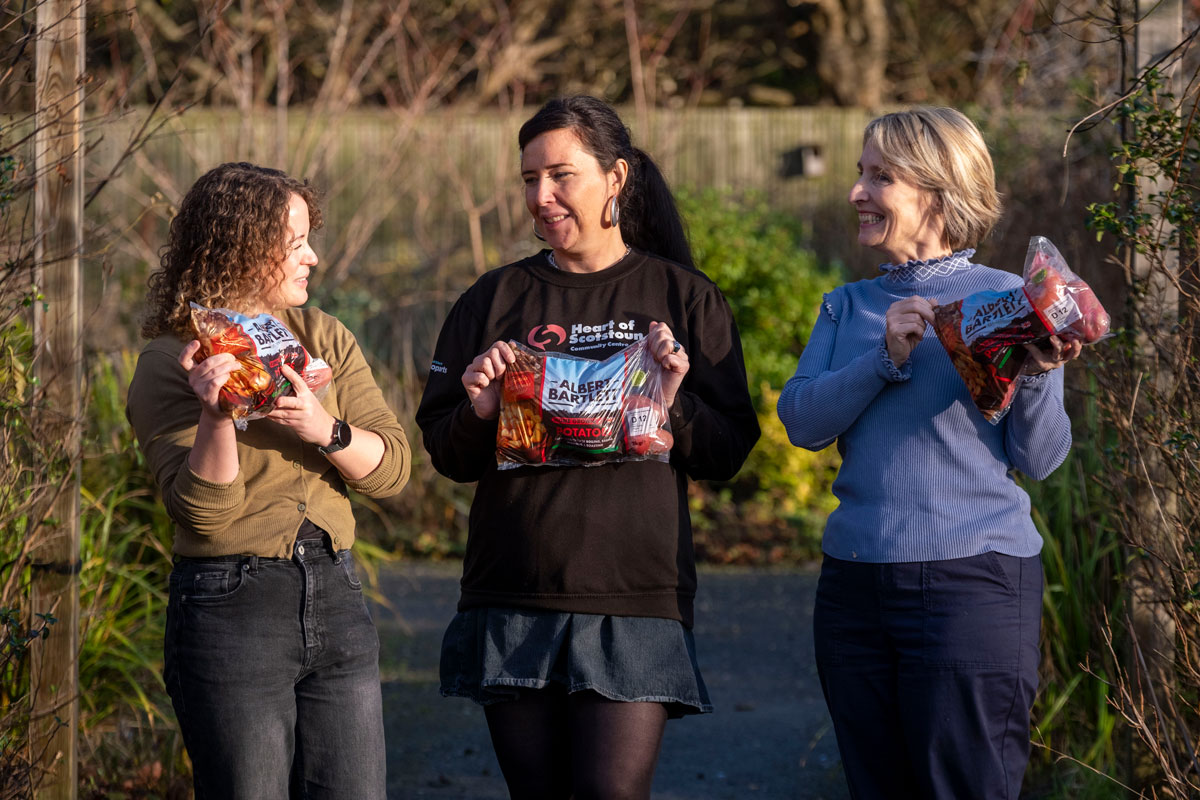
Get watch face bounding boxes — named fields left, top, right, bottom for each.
left=321, top=419, right=351, bottom=453
left=335, top=420, right=351, bottom=447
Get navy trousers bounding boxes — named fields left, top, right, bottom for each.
left=164, top=539, right=386, bottom=800
left=813, top=552, right=1042, bottom=800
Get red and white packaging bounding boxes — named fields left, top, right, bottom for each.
left=189, top=303, right=332, bottom=429
left=932, top=236, right=1110, bottom=423
left=496, top=337, right=674, bottom=469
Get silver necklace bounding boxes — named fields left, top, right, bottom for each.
left=547, top=245, right=631, bottom=271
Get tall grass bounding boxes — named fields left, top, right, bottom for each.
left=76, top=350, right=187, bottom=793
left=1022, top=379, right=1125, bottom=797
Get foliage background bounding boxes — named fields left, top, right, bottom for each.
left=4, top=0, right=1197, bottom=797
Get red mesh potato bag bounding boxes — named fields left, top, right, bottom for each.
left=189, top=303, right=332, bottom=429
left=932, top=236, right=1110, bottom=424
left=496, top=337, right=674, bottom=469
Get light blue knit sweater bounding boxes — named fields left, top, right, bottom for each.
left=777, top=250, right=1071, bottom=563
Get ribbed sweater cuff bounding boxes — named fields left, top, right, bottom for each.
left=345, top=435, right=405, bottom=496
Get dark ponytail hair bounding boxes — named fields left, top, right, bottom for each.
left=518, top=96, right=693, bottom=268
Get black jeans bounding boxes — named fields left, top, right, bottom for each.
left=813, top=551, right=1042, bottom=800
left=165, top=540, right=386, bottom=800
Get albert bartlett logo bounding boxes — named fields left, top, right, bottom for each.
left=526, top=324, right=567, bottom=350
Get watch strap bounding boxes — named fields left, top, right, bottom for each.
left=317, top=418, right=350, bottom=455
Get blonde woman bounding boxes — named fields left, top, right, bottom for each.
left=778, top=108, right=1080, bottom=799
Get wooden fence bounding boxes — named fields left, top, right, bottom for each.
left=86, top=106, right=876, bottom=277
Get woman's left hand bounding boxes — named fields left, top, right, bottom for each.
left=647, top=321, right=689, bottom=408
left=1023, top=335, right=1083, bottom=375
left=266, top=364, right=337, bottom=444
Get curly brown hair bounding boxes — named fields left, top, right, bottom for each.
left=140, top=162, right=323, bottom=340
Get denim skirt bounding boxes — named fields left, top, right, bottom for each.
left=440, top=607, right=712, bottom=717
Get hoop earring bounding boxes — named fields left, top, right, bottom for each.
left=609, top=196, right=621, bottom=228
left=532, top=221, right=546, bottom=242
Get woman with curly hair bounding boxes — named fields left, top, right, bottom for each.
left=126, top=162, right=410, bottom=799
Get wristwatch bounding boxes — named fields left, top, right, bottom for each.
left=318, top=418, right=352, bottom=455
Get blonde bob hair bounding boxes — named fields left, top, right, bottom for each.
left=862, top=107, right=1002, bottom=252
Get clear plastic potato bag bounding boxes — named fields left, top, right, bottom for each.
left=496, top=337, right=674, bottom=469
left=932, top=236, right=1110, bottom=424
left=189, top=303, right=332, bottom=429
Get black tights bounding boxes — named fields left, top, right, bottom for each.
left=483, top=687, right=669, bottom=800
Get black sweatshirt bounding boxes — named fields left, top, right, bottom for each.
left=416, top=250, right=760, bottom=627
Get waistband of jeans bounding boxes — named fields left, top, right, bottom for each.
left=171, top=520, right=336, bottom=564
left=172, top=553, right=289, bottom=565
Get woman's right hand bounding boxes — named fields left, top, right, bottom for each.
left=179, top=340, right=241, bottom=482
left=884, top=296, right=937, bottom=366
left=462, top=341, right=516, bottom=420
left=179, top=340, right=239, bottom=420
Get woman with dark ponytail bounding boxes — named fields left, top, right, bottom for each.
left=417, top=96, right=759, bottom=798
left=517, top=95, right=695, bottom=268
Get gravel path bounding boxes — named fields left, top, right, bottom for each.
left=375, top=561, right=849, bottom=800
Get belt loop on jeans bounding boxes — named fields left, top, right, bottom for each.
left=246, top=555, right=259, bottom=575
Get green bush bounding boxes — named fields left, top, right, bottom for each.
left=679, top=188, right=844, bottom=564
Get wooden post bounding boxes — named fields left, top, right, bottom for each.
left=31, top=0, right=84, bottom=797
left=1127, top=0, right=1182, bottom=786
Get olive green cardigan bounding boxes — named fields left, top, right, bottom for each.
left=127, top=306, right=410, bottom=558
